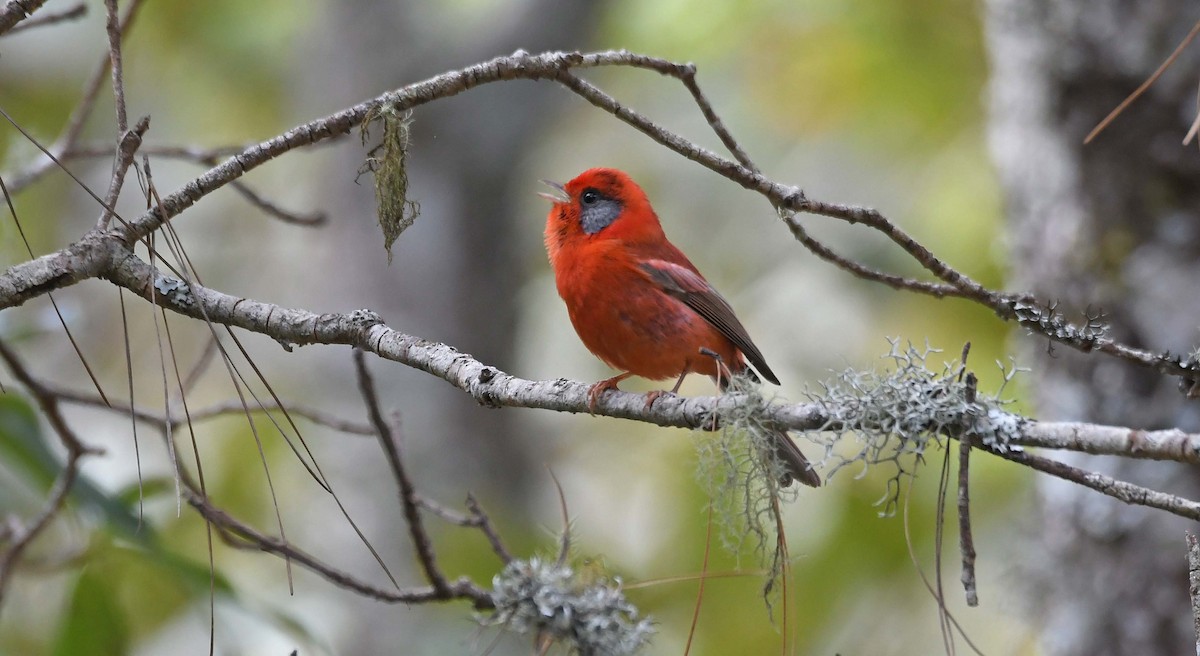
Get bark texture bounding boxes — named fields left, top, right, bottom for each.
left=985, top=2, right=1200, bottom=653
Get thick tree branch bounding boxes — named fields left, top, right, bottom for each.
left=0, top=231, right=116, bottom=310
left=100, top=247, right=1200, bottom=467
left=3, top=1, right=82, bottom=34
left=0, top=0, right=47, bottom=35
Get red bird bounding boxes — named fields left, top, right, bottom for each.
left=540, top=168, right=820, bottom=488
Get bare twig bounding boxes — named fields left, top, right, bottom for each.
left=677, top=66, right=758, bottom=172
left=901, top=471, right=986, bottom=656
left=103, top=0, right=128, bottom=133
left=183, top=398, right=374, bottom=435
left=72, top=141, right=332, bottom=226
left=782, top=213, right=969, bottom=299
left=410, top=493, right=514, bottom=566
left=25, top=382, right=375, bottom=436
left=4, top=0, right=145, bottom=193
left=98, top=115, right=149, bottom=230
left=181, top=335, right=220, bottom=394
left=184, top=487, right=494, bottom=609
left=4, top=1, right=83, bottom=34
left=934, top=445, right=955, bottom=655
left=117, top=287, right=144, bottom=526
left=1084, top=18, right=1200, bottom=144
left=1188, top=532, right=1200, bottom=654
left=991, top=448, right=1200, bottom=521
left=957, top=433, right=977, bottom=607
left=353, top=348, right=449, bottom=595
left=466, top=493, right=514, bottom=565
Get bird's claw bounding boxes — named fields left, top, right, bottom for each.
left=587, top=380, right=616, bottom=415
left=643, top=390, right=673, bottom=410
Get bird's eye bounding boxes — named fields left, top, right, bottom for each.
left=581, top=190, right=598, bottom=205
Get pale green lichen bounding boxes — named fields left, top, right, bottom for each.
left=694, top=373, right=799, bottom=605
left=806, top=339, right=1024, bottom=516
left=483, top=557, right=654, bottom=655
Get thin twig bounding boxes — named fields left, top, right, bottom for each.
left=782, top=213, right=970, bottom=299
left=98, top=115, right=149, bottom=230
left=1187, top=532, right=1200, bottom=654
left=991, top=448, right=1200, bottom=521
left=1084, top=18, right=1200, bottom=144
left=466, top=493, right=514, bottom=565
left=156, top=304, right=216, bottom=655
left=103, top=0, right=128, bottom=133
left=934, top=445, right=955, bottom=655
left=117, top=287, right=144, bottom=527
left=182, top=398, right=374, bottom=435
left=353, top=348, right=449, bottom=595
left=677, top=66, right=758, bottom=172
left=183, top=486, right=494, bottom=609
left=4, top=0, right=145, bottom=193
left=547, top=468, right=571, bottom=566
left=181, top=335, right=220, bottom=395
left=957, top=433, right=977, bottom=607
left=900, top=468, right=987, bottom=656
left=33, top=383, right=376, bottom=436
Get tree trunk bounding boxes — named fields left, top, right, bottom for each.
left=985, top=2, right=1200, bottom=653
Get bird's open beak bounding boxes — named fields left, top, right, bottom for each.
left=537, top=179, right=570, bottom=204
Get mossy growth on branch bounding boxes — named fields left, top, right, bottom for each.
left=694, top=339, right=1024, bottom=601
left=483, top=556, right=654, bottom=656
left=359, top=101, right=420, bottom=263
left=807, top=339, right=1023, bottom=516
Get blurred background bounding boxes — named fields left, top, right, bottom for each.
left=0, top=0, right=1106, bottom=653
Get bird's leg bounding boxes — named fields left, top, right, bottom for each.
left=644, top=367, right=690, bottom=410
left=698, top=347, right=731, bottom=431
left=699, top=347, right=734, bottom=390
left=587, top=372, right=633, bottom=414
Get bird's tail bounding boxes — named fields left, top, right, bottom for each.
left=717, top=373, right=820, bottom=488
left=769, top=427, right=821, bottom=488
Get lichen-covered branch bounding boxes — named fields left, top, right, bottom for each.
left=100, top=248, right=1200, bottom=470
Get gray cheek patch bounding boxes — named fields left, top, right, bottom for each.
left=580, top=198, right=622, bottom=234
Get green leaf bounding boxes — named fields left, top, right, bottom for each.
left=52, top=568, right=130, bottom=656
left=0, top=392, right=149, bottom=540
left=0, top=392, right=59, bottom=492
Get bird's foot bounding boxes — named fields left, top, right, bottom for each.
left=643, top=389, right=674, bottom=410
left=587, top=373, right=631, bottom=414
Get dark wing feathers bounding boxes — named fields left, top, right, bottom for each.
left=638, top=259, right=780, bottom=385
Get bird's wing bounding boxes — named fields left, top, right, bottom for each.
left=637, top=258, right=780, bottom=385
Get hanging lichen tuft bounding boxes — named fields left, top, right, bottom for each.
left=359, top=102, right=419, bottom=263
